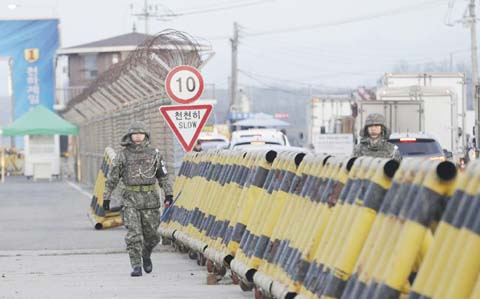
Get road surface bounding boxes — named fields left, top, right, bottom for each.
left=0, top=177, right=251, bottom=299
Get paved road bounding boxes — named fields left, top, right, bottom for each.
left=0, top=177, right=251, bottom=299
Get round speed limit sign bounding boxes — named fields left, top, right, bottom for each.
left=165, top=65, right=204, bottom=104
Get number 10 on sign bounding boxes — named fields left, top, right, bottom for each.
left=165, top=65, right=204, bottom=104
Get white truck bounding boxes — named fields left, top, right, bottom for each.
left=380, top=72, right=467, bottom=153
left=356, top=72, right=467, bottom=157
left=306, top=96, right=355, bottom=155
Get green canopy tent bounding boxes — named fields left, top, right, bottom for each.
left=0, top=104, right=78, bottom=182
left=0, top=104, right=78, bottom=136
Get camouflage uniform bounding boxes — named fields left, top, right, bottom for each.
left=103, top=121, right=173, bottom=270
left=353, top=113, right=401, bottom=160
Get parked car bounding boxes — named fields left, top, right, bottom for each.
left=388, top=133, right=446, bottom=160
left=198, top=132, right=230, bottom=151
left=232, top=144, right=307, bottom=154
left=229, top=129, right=290, bottom=149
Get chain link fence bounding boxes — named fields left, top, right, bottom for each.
left=61, top=30, right=213, bottom=187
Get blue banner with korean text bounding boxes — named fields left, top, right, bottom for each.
left=0, top=19, right=59, bottom=119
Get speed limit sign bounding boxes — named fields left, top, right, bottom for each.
left=165, top=65, right=204, bottom=104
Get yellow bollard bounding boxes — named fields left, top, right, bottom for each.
left=252, top=151, right=306, bottom=292
left=227, top=151, right=267, bottom=256
left=470, top=274, right=480, bottom=299
left=361, top=159, right=435, bottom=299
left=299, top=156, right=358, bottom=298
left=221, top=151, right=258, bottom=263
left=282, top=155, right=331, bottom=286
left=316, top=157, right=382, bottom=297
left=203, top=152, right=238, bottom=247
left=273, top=154, right=316, bottom=285
left=88, top=148, right=123, bottom=230
left=441, top=200, right=480, bottom=299
left=252, top=152, right=308, bottom=277
left=185, top=151, right=223, bottom=245
left=285, top=155, right=346, bottom=298
left=231, top=150, right=278, bottom=280
left=302, top=156, right=366, bottom=297
left=296, top=155, right=353, bottom=298
left=426, top=164, right=480, bottom=299
left=247, top=151, right=296, bottom=270
left=321, top=158, right=400, bottom=299
left=311, top=157, right=374, bottom=295
left=226, top=151, right=261, bottom=256
left=209, top=152, right=249, bottom=256
left=408, top=161, right=480, bottom=299
left=243, top=151, right=292, bottom=271
left=343, top=159, right=423, bottom=299
left=265, top=153, right=310, bottom=283
left=371, top=161, right=458, bottom=299
left=431, top=170, right=480, bottom=299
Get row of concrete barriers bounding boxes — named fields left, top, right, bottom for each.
left=159, top=149, right=480, bottom=299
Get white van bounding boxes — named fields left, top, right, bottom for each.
left=197, top=132, right=230, bottom=150
left=229, top=129, right=290, bottom=149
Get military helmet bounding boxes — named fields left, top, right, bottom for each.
left=121, top=120, right=151, bottom=146
left=364, top=113, right=386, bottom=127
left=363, top=113, right=389, bottom=139
left=127, top=121, right=148, bottom=135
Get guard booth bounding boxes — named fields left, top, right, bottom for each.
left=24, top=134, right=60, bottom=180
left=0, top=104, right=78, bottom=182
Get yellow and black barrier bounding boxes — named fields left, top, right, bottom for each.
left=319, top=158, right=400, bottom=298
left=233, top=151, right=310, bottom=289
left=295, top=156, right=357, bottom=298
left=340, top=159, right=432, bottom=299
left=408, top=161, right=480, bottom=299
left=88, top=147, right=123, bottom=230
left=364, top=160, right=457, bottom=299
left=159, top=150, right=479, bottom=299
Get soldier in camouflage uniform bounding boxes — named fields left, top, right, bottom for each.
left=353, top=113, right=401, bottom=160
left=103, top=121, right=173, bottom=277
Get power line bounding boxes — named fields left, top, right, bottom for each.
left=241, top=33, right=468, bottom=58
left=241, top=42, right=443, bottom=65
left=240, top=69, right=354, bottom=91
left=157, top=0, right=275, bottom=18
left=243, top=0, right=448, bottom=37
left=177, top=0, right=264, bottom=11
left=240, top=45, right=444, bottom=72
left=240, top=70, right=314, bottom=95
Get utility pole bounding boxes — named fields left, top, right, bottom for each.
left=469, top=0, right=480, bottom=153
left=229, top=22, right=239, bottom=115
left=131, top=1, right=176, bottom=34
left=132, top=0, right=152, bottom=34
left=144, top=0, right=149, bottom=34
left=449, top=52, right=454, bottom=72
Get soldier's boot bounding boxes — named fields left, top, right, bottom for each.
left=143, top=257, right=153, bottom=273
left=131, top=266, right=142, bottom=277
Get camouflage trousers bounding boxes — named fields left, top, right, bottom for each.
left=123, top=207, right=161, bottom=268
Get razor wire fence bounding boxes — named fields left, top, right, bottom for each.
left=61, top=30, right=213, bottom=187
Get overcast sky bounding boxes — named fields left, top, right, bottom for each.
left=0, top=0, right=475, bottom=91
